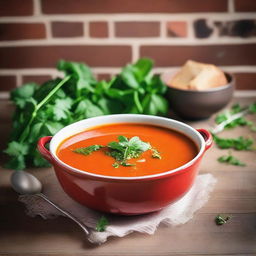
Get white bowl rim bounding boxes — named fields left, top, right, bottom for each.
left=49, top=114, right=206, bottom=181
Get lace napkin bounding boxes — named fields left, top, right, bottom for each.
left=19, top=172, right=217, bottom=244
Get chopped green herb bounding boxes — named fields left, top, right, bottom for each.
left=73, top=135, right=161, bottom=168
left=212, top=102, right=256, bottom=134
left=107, top=135, right=151, bottom=167
left=249, top=102, right=256, bottom=113
left=215, top=214, right=231, bottom=225
left=112, top=162, right=119, bottom=168
left=151, top=148, right=162, bottom=159
left=218, top=153, right=246, bottom=166
left=73, top=145, right=103, bottom=155
left=96, top=216, right=108, bottom=232
left=213, top=134, right=254, bottom=151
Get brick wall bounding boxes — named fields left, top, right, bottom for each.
left=0, top=0, right=256, bottom=93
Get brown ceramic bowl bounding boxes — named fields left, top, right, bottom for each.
left=161, top=71, right=235, bottom=120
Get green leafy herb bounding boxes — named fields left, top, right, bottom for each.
left=212, top=103, right=256, bottom=134
left=73, top=145, right=103, bottom=155
left=107, top=136, right=151, bottom=167
left=213, top=134, right=254, bottom=151
left=151, top=148, right=162, bottom=159
left=73, top=135, right=161, bottom=168
left=218, top=152, right=246, bottom=166
left=4, top=59, right=168, bottom=170
left=215, top=214, right=231, bottom=225
left=96, top=216, right=108, bottom=232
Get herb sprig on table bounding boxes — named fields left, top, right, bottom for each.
left=4, top=58, right=168, bottom=170
left=73, top=135, right=161, bottom=168
left=218, top=152, right=246, bottom=166
left=96, top=216, right=108, bottom=232
left=215, top=214, right=232, bottom=225
left=212, top=103, right=256, bottom=134
left=213, top=134, right=254, bottom=151
left=212, top=103, right=256, bottom=167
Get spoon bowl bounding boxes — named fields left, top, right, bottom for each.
left=11, top=171, right=42, bottom=195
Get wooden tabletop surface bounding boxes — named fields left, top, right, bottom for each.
left=0, top=96, right=256, bottom=256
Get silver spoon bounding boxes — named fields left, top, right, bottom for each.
left=11, top=171, right=94, bottom=241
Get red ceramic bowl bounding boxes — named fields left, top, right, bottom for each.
left=38, top=114, right=212, bottom=215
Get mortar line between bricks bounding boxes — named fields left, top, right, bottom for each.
left=1, top=66, right=256, bottom=77
left=1, top=37, right=256, bottom=46
left=108, top=20, right=115, bottom=39
left=228, top=0, right=235, bottom=13
left=33, top=0, right=41, bottom=16
left=1, top=13, right=256, bottom=21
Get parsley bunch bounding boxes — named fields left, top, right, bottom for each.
left=4, top=59, right=168, bottom=170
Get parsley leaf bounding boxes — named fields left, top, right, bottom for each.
left=151, top=148, right=162, bottom=159
left=218, top=153, right=246, bottom=166
left=4, top=141, right=29, bottom=170
left=73, top=145, right=103, bottom=155
left=10, top=83, right=39, bottom=109
left=213, top=134, right=254, bottom=151
left=107, top=135, right=151, bottom=166
left=212, top=103, right=256, bottom=134
left=215, top=214, right=231, bottom=225
left=96, top=216, right=108, bottom=232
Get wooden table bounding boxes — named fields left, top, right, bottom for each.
left=1, top=96, right=256, bottom=256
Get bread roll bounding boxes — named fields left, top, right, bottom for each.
left=169, top=60, right=228, bottom=90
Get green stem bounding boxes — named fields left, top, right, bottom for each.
left=19, top=75, right=72, bottom=143
left=36, top=75, right=71, bottom=110
left=133, top=91, right=143, bottom=113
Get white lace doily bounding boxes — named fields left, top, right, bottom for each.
left=19, top=172, right=217, bottom=244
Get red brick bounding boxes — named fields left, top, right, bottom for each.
left=140, top=44, right=256, bottom=67
left=41, top=0, right=227, bottom=14
left=89, top=22, right=108, bottom=38
left=0, top=0, right=33, bottom=16
left=235, top=0, right=256, bottom=12
left=0, top=23, right=46, bottom=41
left=22, top=75, right=52, bottom=85
left=97, top=73, right=112, bottom=81
left=52, top=22, right=84, bottom=38
left=0, top=45, right=132, bottom=68
left=167, top=22, right=187, bottom=37
left=234, top=73, right=256, bottom=90
left=115, top=22, right=160, bottom=37
left=0, top=76, right=16, bottom=91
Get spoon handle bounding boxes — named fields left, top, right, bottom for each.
left=37, top=193, right=90, bottom=236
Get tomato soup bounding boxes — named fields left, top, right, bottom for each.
left=57, top=123, right=198, bottom=177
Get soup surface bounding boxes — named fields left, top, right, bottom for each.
left=57, top=123, right=198, bottom=177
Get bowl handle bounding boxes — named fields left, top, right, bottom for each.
left=37, top=136, right=53, bottom=163
left=196, top=129, right=213, bottom=151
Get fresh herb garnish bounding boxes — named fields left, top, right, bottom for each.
left=96, top=216, right=108, bottom=232
left=107, top=136, right=151, bottom=167
left=215, top=214, right=231, bottom=225
left=213, top=134, right=254, bottom=151
left=218, top=152, right=246, bottom=166
left=73, top=145, right=104, bottom=155
left=4, top=58, right=168, bottom=170
left=212, top=103, right=256, bottom=134
left=151, top=148, right=161, bottom=159
left=73, top=135, right=161, bottom=168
